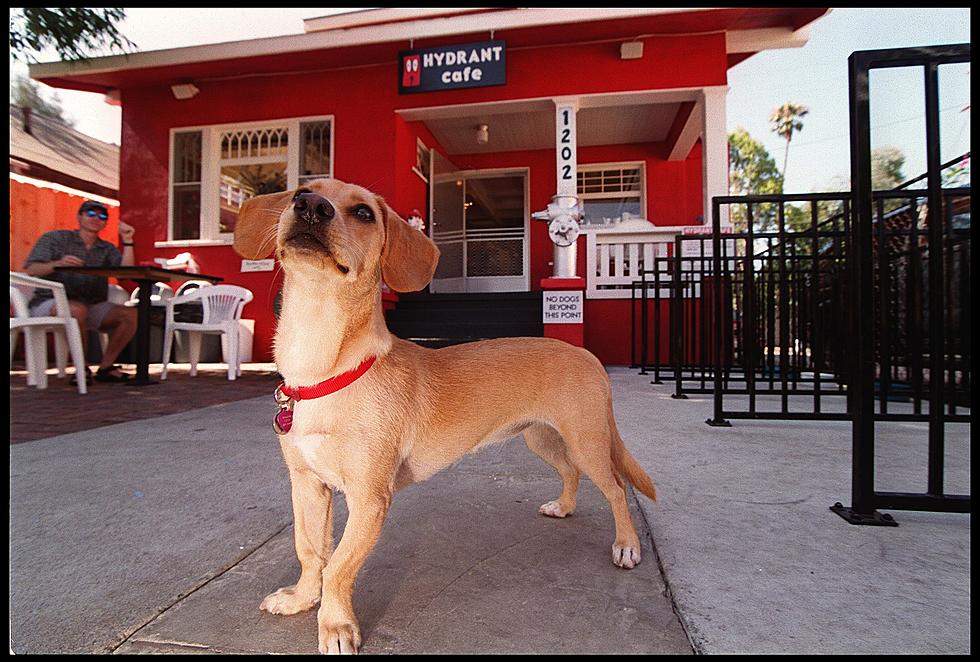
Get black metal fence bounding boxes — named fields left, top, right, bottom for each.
left=702, top=188, right=970, bottom=424
left=629, top=44, right=971, bottom=525
left=836, top=43, right=971, bottom=523
left=631, top=198, right=855, bottom=410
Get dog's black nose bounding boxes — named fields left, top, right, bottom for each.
left=293, top=192, right=335, bottom=224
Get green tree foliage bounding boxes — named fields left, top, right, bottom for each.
left=769, top=102, right=809, bottom=180
left=729, top=127, right=827, bottom=239
left=728, top=127, right=784, bottom=232
left=871, top=146, right=906, bottom=190
left=10, top=72, right=75, bottom=127
left=9, top=8, right=135, bottom=63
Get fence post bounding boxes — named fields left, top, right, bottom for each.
left=830, top=49, right=896, bottom=526
left=671, top=237, right=687, bottom=399
left=923, top=61, right=947, bottom=499
left=708, top=196, right=731, bottom=426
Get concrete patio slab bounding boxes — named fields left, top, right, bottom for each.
left=10, top=393, right=689, bottom=655
left=8, top=365, right=970, bottom=655
left=609, top=368, right=971, bottom=655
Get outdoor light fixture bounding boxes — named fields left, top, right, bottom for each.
left=476, top=123, right=489, bottom=145
left=620, top=41, right=644, bottom=60
left=170, top=83, right=200, bottom=100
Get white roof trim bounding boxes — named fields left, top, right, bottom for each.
left=10, top=172, right=119, bottom=205
left=726, top=26, right=812, bottom=54
left=29, top=7, right=721, bottom=80
left=303, top=8, right=494, bottom=33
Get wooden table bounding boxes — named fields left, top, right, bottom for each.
left=55, top=266, right=223, bottom=386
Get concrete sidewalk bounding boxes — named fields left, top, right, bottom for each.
left=611, top=368, right=971, bottom=655
left=8, top=367, right=971, bottom=654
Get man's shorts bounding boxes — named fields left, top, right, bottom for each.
left=29, top=299, right=118, bottom=331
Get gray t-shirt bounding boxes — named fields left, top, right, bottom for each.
left=23, top=230, right=122, bottom=308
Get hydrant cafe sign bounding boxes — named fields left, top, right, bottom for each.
left=399, top=40, right=506, bottom=94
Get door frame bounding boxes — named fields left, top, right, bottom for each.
left=429, top=164, right=530, bottom=293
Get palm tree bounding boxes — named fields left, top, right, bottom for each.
left=769, top=102, right=809, bottom=182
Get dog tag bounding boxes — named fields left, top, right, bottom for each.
left=274, top=408, right=293, bottom=434
left=273, top=381, right=295, bottom=434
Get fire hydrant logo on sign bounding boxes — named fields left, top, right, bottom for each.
left=402, top=55, right=421, bottom=88
left=398, top=40, right=506, bottom=94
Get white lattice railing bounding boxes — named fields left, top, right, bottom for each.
left=218, top=175, right=254, bottom=210
left=584, top=220, right=691, bottom=299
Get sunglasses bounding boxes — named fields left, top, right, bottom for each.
left=84, top=209, right=109, bottom=221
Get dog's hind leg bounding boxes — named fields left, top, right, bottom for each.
left=261, top=467, right=333, bottom=615
left=524, top=423, right=581, bottom=518
left=557, top=420, right=643, bottom=569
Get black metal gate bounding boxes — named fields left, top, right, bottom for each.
left=834, top=43, right=971, bottom=523
left=638, top=44, right=972, bottom=525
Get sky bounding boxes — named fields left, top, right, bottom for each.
left=10, top=7, right=972, bottom=194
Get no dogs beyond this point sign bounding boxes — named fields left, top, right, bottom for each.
left=543, top=291, right=583, bottom=324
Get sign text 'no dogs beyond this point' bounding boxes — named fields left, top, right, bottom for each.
left=543, top=291, right=583, bottom=324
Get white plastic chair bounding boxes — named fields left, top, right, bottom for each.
left=9, top=272, right=88, bottom=394
left=174, top=280, right=213, bottom=297
left=127, top=281, right=174, bottom=306
left=107, top=283, right=130, bottom=304
left=160, top=284, right=253, bottom=381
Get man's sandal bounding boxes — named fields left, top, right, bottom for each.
left=94, top=365, right=132, bottom=383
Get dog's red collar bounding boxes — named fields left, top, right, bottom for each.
left=273, top=356, right=377, bottom=435
left=278, top=356, right=377, bottom=402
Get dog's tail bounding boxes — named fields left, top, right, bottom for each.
left=608, top=408, right=658, bottom=502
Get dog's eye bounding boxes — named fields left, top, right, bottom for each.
left=351, top=204, right=375, bottom=223
left=292, top=187, right=312, bottom=201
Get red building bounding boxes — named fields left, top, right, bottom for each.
left=30, top=7, right=830, bottom=364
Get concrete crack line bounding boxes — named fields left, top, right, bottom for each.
left=630, top=486, right=699, bottom=655
left=104, top=519, right=292, bottom=654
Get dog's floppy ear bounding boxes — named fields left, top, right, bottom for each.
left=378, top=196, right=440, bottom=293
left=233, top=190, right=294, bottom=259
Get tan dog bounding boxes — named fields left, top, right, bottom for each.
left=234, top=178, right=657, bottom=655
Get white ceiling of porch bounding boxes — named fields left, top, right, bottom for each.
left=426, top=103, right=681, bottom=155
left=400, top=92, right=699, bottom=156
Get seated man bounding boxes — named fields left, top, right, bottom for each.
left=23, top=200, right=138, bottom=383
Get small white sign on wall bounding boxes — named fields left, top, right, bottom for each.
left=241, top=259, right=275, bottom=272
left=543, top=290, right=583, bottom=324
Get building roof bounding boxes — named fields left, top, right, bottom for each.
left=9, top=105, right=119, bottom=197
left=30, top=7, right=831, bottom=94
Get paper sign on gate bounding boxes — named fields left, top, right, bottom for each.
left=543, top=291, right=583, bottom=324
left=682, top=224, right=733, bottom=235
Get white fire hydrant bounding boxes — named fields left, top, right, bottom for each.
left=532, top=194, right=582, bottom=278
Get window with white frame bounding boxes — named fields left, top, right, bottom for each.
left=168, top=116, right=332, bottom=243
left=576, top=163, right=644, bottom=226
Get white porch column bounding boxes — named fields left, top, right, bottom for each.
left=701, top=85, right=730, bottom=228
left=553, top=96, right=580, bottom=278
left=554, top=97, right=579, bottom=197
left=539, top=96, right=585, bottom=348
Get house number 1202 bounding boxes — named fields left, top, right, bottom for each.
left=556, top=103, right=577, bottom=196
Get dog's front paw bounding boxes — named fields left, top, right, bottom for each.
left=612, top=543, right=642, bottom=569
left=318, top=620, right=361, bottom=655
left=260, top=585, right=320, bottom=615
left=538, top=500, right=574, bottom=518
